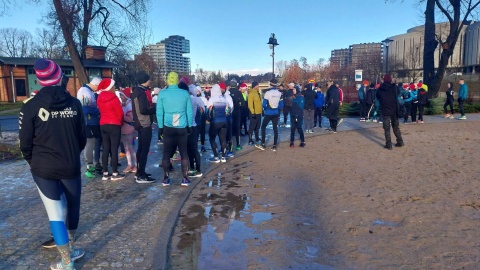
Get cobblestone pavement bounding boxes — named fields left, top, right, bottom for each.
left=1, top=114, right=479, bottom=269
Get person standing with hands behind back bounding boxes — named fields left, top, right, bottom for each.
left=131, top=71, right=156, bottom=183
left=376, top=74, right=404, bottom=150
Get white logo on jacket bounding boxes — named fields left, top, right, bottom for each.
left=38, top=108, right=50, bottom=121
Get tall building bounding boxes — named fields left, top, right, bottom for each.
left=330, top=49, right=350, bottom=69
left=349, top=43, right=383, bottom=70
left=143, top=35, right=191, bottom=77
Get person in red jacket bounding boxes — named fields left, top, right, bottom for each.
left=97, top=78, right=124, bottom=181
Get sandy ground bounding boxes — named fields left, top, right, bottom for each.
left=170, top=121, right=480, bottom=269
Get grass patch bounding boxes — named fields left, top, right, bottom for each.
left=0, top=102, right=22, bottom=116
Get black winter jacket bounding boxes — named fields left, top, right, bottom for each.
left=229, top=87, right=245, bottom=113
left=19, top=86, right=86, bottom=179
left=302, top=84, right=316, bottom=110
left=376, top=82, right=398, bottom=116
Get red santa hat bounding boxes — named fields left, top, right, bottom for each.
left=97, top=78, right=115, bottom=92
left=239, top=83, right=248, bottom=89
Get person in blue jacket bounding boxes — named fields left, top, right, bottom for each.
left=399, top=83, right=413, bottom=123
left=157, top=72, right=194, bottom=187
left=457, top=78, right=468, bottom=120
left=358, top=80, right=368, bottom=121
left=409, top=83, right=419, bottom=123
left=290, top=87, right=306, bottom=148
left=313, top=83, right=325, bottom=128
left=256, top=78, right=284, bottom=152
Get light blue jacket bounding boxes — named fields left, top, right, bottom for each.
left=156, top=85, right=193, bottom=128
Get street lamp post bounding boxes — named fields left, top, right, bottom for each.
left=267, top=33, right=279, bottom=80
left=382, top=38, right=393, bottom=74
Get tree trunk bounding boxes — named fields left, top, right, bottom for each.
left=423, top=0, right=437, bottom=92
left=53, top=0, right=89, bottom=85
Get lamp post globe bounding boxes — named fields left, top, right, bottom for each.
left=267, top=33, right=279, bottom=80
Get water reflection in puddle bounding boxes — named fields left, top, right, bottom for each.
left=252, top=212, right=272, bottom=225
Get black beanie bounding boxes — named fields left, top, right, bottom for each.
left=136, top=71, right=150, bottom=84
left=252, top=81, right=259, bottom=88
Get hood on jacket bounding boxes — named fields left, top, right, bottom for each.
left=36, top=86, right=73, bottom=110
left=188, top=84, right=197, bottom=96
left=99, top=90, right=119, bottom=103
left=211, top=84, right=222, bottom=98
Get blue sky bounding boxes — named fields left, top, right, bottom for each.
left=3, top=0, right=425, bottom=75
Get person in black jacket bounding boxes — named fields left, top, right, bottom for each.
left=19, top=59, right=86, bottom=270
left=325, top=80, right=341, bottom=132
left=131, top=71, right=156, bottom=183
left=229, top=79, right=244, bottom=151
left=443, top=82, right=455, bottom=118
left=376, top=74, right=404, bottom=149
left=302, top=82, right=316, bottom=133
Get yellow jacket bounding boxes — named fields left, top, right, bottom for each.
left=248, top=88, right=262, bottom=114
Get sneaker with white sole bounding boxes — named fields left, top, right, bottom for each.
left=181, top=177, right=191, bottom=187
left=255, top=144, right=266, bottom=150
left=71, top=247, right=85, bottom=261
left=271, top=145, right=277, bottom=152
left=135, top=175, right=155, bottom=184
left=162, top=177, right=171, bottom=186
left=101, top=172, right=110, bottom=181
left=459, top=115, right=467, bottom=120
left=110, top=173, right=124, bottom=181
left=50, top=261, right=75, bottom=270
left=210, top=157, right=220, bottom=163
left=41, top=238, right=56, bottom=249
left=220, top=157, right=227, bottom=163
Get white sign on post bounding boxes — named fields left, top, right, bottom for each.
left=355, top=70, right=363, bottom=82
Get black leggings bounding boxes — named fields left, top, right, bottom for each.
left=232, top=111, right=242, bottom=146
left=162, top=126, right=188, bottom=178
left=261, top=114, right=279, bottom=145
left=283, top=106, right=291, bottom=124
left=209, top=121, right=228, bottom=157
left=443, top=100, right=454, bottom=114
left=187, top=126, right=201, bottom=172
left=459, top=100, right=465, bottom=115
left=33, top=174, right=81, bottom=246
left=410, top=102, right=418, bottom=122
left=197, top=112, right=207, bottom=146
left=290, top=118, right=305, bottom=142
left=100, top=124, right=121, bottom=173
left=418, top=104, right=425, bottom=121
left=241, top=107, right=249, bottom=133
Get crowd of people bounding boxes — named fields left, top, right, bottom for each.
left=18, top=57, right=470, bottom=269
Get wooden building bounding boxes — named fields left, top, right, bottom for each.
left=0, top=46, right=118, bottom=102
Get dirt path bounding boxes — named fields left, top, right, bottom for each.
left=170, top=122, right=480, bottom=269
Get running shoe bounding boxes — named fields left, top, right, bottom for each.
left=290, top=142, right=294, bottom=148
left=210, top=157, right=220, bottom=163
left=187, top=170, right=203, bottom=178
left=236, top=145, right=242, bottom=150
left=459, top=115, right=467, bottom=120
left=271, top=145, right=277, bottom=152
left=255, top=144, right=266, bottom=151
left=161, top=177, right=171, bottom=186
left=71, top=247, right=85, bottom=261
left=220, top=157, right=227, bottom=163
left=181, top=177, right=191, bottom=187
left=41, top=238, right=56, bottom=249
left=300, top=142, right=306, bottom=147
left=136, top=175, right=155, bottom=184
left=226, top=151, right=235, bottom=158
left=50, top=261, right=74, bottom=270
left=110, top=173, right=124, bottom=181
left=101, top=172, right=110, bottom=181
left=201, top=146, right=206, bottom=152
left=248, top=140, right=254, bottom=145
left=85, top=170, right=95, bottom=178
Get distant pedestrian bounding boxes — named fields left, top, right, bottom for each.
left=229, top=79, right=244, bottom=151
left=365, top=83, right=375, bottom=122
left=256, top=78, right=284, bottom=152
left=282, top=83, right=295, bottom=126
left=187, top=84, right=204, bottom=178
left=325, top=80, right=340, bottom=133
left=248, top=81, right=262, bottom=145
left=20, top=59, right=86, bottom=270
left=376, top=74, right=404, bottom=149
left=76, top=77, right=102, bottom=178
left=97, top=78, right=125, bottom=181
left=131, top=71, right=156, bottom=183
left=409, top=83, right=419, bottom=123
left=443, top=82, right=455, bottom=119
left=239, top=83, right=249, bottom=137
left=196, top=85, right=208, bottom=152
left=417, top=83, right=428, bottom=123
left=117, top=91, right=137, bottom=174
left=314, top=83, right=324, bottom=128
left=358, top=80, right=368, bottom=121
left=290, top=87, right=306, bottom=148
left=302, top=82, right=316, bottom=133
left=457, top=78, right=468, bottom=120
left=157, top=72, right=194, bottom=186
left=399, top=83, right=413, bottom=123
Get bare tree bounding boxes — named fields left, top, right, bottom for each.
left=50, top=0, right=150, bottom=85
left=31, top=27, right=67, bottom=59
left=0, top=28, right=34, bottom=57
